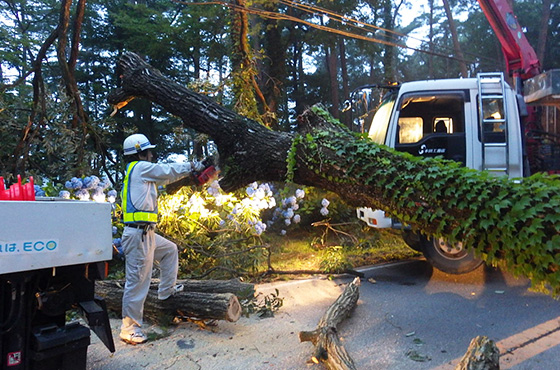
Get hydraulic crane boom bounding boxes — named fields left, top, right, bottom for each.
left=477, top=0, right=541, bottom=81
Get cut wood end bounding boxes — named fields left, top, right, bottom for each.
left=226, top=295, right=242, bottom=322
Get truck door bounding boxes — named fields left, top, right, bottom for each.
left=475, top=72, right=523, bottom=178
left=393, top=92, right=468, bottom=165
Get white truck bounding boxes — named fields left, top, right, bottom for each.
left=354, top=0, right=560, bottom=274
left=354, top=73, right=526, bottom=274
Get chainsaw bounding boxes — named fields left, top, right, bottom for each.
left=166, top=157, right=218, bottom=195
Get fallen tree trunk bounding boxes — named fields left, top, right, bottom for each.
left=95, top=279, right=251, bottom=323
left=298, top=277, right=360, bottom=370
left=456, top=336, right=500, bottom=370
left=107, top=52, right=560, bottom=296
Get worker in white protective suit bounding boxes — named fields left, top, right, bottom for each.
left=119, top=133, right=210, bottom=345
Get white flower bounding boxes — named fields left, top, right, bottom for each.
left=287, top=196, right=297, bottom=206
left=259, top=183, right=270, bottom=192
left=268, top=198, right=276, bottom=208
left=280, top=230, right=287, bottom=236
left=284, top=208, right=294, bottom=219
left=246, top=187, right=255, bottom=197
left=295, top=189, right=305, bottom=199
left=92, top=193, right=106, bottom=202
left=258, top=200, right=269, bottom=210
left=293, top=214, right=301, bottom=224
left=321, top=198, right=330, bottom=207
left=320, top=207, right=329, bottom=216
left=254, top=225, right=263, bottom=236
left=292, top=203, right=299, bottom=211
left=255, top=188, right=265, bottom=199
left=284, top=218, right=291, bottom=226
left=250, top=182, right=258, bottom=189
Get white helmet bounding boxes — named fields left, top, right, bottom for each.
left=123, top=133, right=156, bottom=155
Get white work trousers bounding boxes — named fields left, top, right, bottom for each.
left=121, top=226, right=179, bottom=334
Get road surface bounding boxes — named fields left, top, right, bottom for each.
left=87, top=259, right=560, bottom=369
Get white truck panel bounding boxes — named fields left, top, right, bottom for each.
left=356, top=207, right=392, bottom=228
left=0, top=200, right=112, bottom=274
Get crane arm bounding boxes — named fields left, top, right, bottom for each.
left=477, top=0, right=540, bottom=80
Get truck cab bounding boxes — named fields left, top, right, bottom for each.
left=355, top=73, right=525, bottom=274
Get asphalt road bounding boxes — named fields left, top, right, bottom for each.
left=338, top=259, right=560, bottom=369
left=87, top=259, right=560, bottom=369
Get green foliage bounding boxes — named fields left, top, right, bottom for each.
left=156, top=183, right=275, bottom=279
left=241, top=289, right=284, bottom=318
left=319, top=245, right=352, bottom=274
left=295, top=115, right=560, bottom=296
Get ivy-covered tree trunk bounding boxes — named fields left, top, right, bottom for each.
left=108, top=52, right=560, bottom=296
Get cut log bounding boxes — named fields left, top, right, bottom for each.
left=456, top=336, right=500, bottom=370
left=299, top=277, right=360, bottom=370
left=143, top=290, right=242, bottom=324
left=95, top=278, right=251, bottom=323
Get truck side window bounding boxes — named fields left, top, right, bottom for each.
left=398, top=117, right=423, bottom=143
left=479, top=97, right=506, bottom=143
left=395, top=92, right=466, bottom=164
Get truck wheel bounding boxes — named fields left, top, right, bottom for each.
left=421, top=237, right=483, bottom=274
left=401, top=230, right=423, bottom=251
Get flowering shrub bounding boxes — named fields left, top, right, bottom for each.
left=62, top=175, right=116, bottom=202
left=156, top=180, right=351, bottom=278
left=33, top=173, right=353, bottom=279
left=34, top=175, right=123, bottom=262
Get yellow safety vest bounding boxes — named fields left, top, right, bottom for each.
left=122, top=161, right=158, bottom=224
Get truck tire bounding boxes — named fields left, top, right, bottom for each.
left=401, top=229, right=423, bottom=251
left=421, top=236, right=483, bottom=274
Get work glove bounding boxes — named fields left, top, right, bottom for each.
left=165, top=157, right=218, bottom=195
left=193, top=156, right=218, bottom=186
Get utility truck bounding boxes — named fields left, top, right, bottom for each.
left=0, top=178, right=115, bottom=370
left=353, top=0, right=560, bottom=274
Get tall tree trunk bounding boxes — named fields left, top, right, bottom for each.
left=428, top=0, right=434, bottom=78
left=339, top=39, right=351, bottom=130
left=230, top=0, right=268, bottom=124
left=537, top=0, right=552, bottom=64
left=259, top=0, right=286, bottom=130
left=442, top=0, right=468, bottom=78
left=326, top=42, right=339, bottom=119
left=382, top=0, right=395, bottom=82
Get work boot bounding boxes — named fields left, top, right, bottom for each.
left=158, top=284, right=184, bottom=300
left=119, top=329, right=148, bottom=345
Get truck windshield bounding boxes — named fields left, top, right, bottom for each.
left=368, top=97, right=396, bottom=144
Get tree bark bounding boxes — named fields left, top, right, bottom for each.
left=537, top=0, right=552, bottom=64
left=443, top=0, right=468, bottom=78
left=95, top=278, right=251, bottom=323
left=455, top=336, right=500, bottom=370
left=298, top=277, right=360, bottom=370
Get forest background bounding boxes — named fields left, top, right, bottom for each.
left=0, top=0, right=558, bottom=279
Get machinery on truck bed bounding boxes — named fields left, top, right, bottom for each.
left=0, top=177, right=115, bottom=370
left=352, top=0, right=560, bottom=274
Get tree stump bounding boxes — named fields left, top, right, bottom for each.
left=456, top=335, right=500, bottom=370
left=299, top=277, right=360, bottom=370
left=95, top=278, right=253, bottom=323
